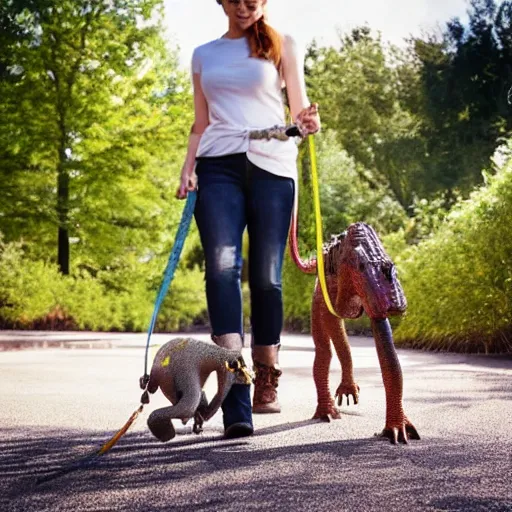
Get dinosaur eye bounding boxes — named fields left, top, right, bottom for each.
left=382, top=264, right=395, bottom=282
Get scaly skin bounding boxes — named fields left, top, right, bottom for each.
left=290, top=222, right=420, bottom=444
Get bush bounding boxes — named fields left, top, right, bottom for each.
left=155, top=265, right=207, bottom=332
left=394, top=142, right=512, bottom=353
left=0, top=237, right=67, bottom=327
left=0, top=235, right=207, bottom=332
left=282, top=252, right=316, bottom=332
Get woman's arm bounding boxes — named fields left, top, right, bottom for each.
left=281, top=34, right=309, bottom=120
left=176, top=72, right=210, bottom=199
left=281, top=34, right=320, bottom=135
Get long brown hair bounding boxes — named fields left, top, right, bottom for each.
left=247, top=15, right=282, bottom=68
left=216, top=1, right=282, bottom=68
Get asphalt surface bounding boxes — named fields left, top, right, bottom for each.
left=0, top=331, right=511, bottom=512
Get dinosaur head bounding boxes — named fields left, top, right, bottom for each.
left=339, top=223, right=407, bottom=319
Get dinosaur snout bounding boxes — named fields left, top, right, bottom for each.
left=354, top=260, right=406, bottom=318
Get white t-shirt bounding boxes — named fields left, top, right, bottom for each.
left=192, top=34, right=306, bottom=180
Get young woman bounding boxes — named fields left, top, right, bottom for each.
left=177, top=0, right=320, bottom=439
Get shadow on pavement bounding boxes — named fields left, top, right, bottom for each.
left=1, top=425, right=511, bottom=512
left=406, top=373, right=512, bottom=405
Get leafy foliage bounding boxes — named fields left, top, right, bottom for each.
left=411, top=0, right=512, bottom=194
left=394, top=140, right=512, bottom=353
left=0, top=0, right=205, bottom=331
left=1, top=0, right=511, bottom=352
left=305, top=28, right=427, bottom=211
left=0, top=233, right=206, bottom=331
left=305, top=1, right=512, bottom=210
left=0, top=0, right=192, bottom=275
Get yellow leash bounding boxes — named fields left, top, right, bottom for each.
left=308, top=135, right=341, bottom=319
left=36, top=403, right=144, bottom=485
left=96, top=404, right=144, bottom=455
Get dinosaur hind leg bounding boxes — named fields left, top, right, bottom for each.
left=327, top=316, right=360, bottom=407
left=312, top=295, right=341, bottom=421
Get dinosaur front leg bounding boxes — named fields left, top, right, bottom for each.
left=371, top=318, right=420, bottom=444
left=312, top=292, right=341, bottom=421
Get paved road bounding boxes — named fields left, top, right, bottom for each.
left=0, top=332, right=511, bottom=512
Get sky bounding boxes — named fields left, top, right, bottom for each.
left=162, top=0, right=472, bottom=68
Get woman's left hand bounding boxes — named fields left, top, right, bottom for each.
left=296, top=103, right=321, bottom=136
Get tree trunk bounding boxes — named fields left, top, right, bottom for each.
left=57, top=144, right=69, bottom=275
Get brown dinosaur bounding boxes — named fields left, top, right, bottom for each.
left=289, top=218, right=420, bottom=444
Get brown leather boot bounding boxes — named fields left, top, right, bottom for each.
left=252, top=345, right=282, bottom=414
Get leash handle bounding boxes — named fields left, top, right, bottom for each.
left=143, top=191, right=198, bottom=377
left=308, top=135, right=341, bottom=319
left=247, top=124, right=303, bottom=141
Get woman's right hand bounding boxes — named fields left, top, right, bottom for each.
left=296, top=103, right=321, bottom=136
left=176, top=168, right=197, bottom=200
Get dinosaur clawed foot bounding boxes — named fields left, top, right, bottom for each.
left=334, top=382, right=360, bottom=407
left=312, top=402, right=341, bottom=421
left=378, top=418, right=420, bottom=445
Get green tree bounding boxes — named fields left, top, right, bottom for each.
left=0, top=0, right=192, bottom=274
left=305, top=28, right=426, bottom=211
left=412, top=0, right=512, bottom=195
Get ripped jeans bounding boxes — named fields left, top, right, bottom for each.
left=194, top=153, right=295, bottom=346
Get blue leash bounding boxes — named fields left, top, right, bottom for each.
left=143, top=191, right=197, bottom=378
left=36, top=194, right=197, bottom=486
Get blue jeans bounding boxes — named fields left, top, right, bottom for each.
left=194, top=153, right=295, bottom=347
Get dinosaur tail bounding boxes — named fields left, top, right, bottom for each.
left=289, top=199, right=317, bottom=274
